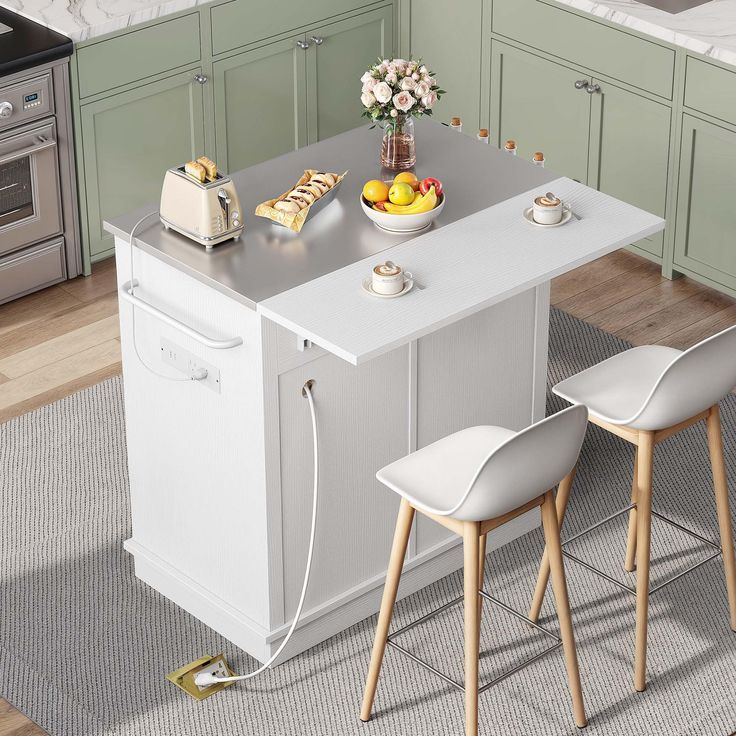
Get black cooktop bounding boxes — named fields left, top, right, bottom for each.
left=0, top=6, right=73, bottom=77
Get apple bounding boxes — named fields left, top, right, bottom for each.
left=419, top=177, right=443, bottom=197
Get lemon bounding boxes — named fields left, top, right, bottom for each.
left=388, top=182, right=415, bottom=206
left=362, top=179, right=390, bottom=203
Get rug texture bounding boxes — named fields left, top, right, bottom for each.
left=1, top=309, right=735, bottom=736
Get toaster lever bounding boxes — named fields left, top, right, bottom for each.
left=217, top=188, right=231, bottom=226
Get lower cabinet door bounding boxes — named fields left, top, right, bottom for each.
left=490, top=41, right=591, bottom=183
left=674, top=114, right=736, bottom=290
left=588, top=78, right=671, bottom=259
left=213, top=36, right=308, bottom=173
left=307, top=5, right=393, bottom=143
left=80, top=69, right=206, bottom=261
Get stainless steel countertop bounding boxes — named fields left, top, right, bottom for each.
left=105, top=120, right=557, bottom=310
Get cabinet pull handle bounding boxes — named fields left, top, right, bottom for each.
left=310, top=36, right=324, bottom=45
left=586, top=83, right=601, bottom=94
left=574, top=79, right=588, bottom=89
left=296, top=39, right=310, bottom=49
left=193, top=73, right=208, bottom=85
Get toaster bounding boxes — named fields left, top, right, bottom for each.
left=159, top=165, right=244, bottom=249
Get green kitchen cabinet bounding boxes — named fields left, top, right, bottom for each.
left=213, top=38, right=308, bottom=174
left=490, top=41, right=592, bottom=183
left=307, top=6, right=393, bottom=142
left=402, top=0, right=483, bottom=130
left=588, top=78, right=671, bottom=257
left=673, top=115, right=736, bottom=291
left=79, top=68, right=206, bottom=262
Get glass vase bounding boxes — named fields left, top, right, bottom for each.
left=380, top=115, right=416, bottom=170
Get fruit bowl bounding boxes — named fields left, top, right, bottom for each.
left=360, top=191, right=445, bottom=234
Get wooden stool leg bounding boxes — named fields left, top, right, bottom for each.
left=624, top=448, right=639, bottom=572
left=478, top=533, right=488, bottom=633
left=529, top=467, right=577, bottom=623
left=706, top=405, right=736, bottom=631
left=360, top=498, right=415, bottom=722
left=634, top=431, right=654, bottom=692
left=463, top=523, right=481, bottom=736
left=540, top=490, right=587, bottom=728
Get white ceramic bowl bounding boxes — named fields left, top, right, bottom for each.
left=360, top=191, right=445, bottom=233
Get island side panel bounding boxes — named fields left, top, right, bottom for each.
left=114, top=240, right=273, bottom=651
left=414, top=286, right=548, bottom=554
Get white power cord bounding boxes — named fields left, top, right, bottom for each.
left=194, top=380, right=321, bottom=688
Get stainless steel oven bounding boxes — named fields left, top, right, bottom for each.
left=0, top=117, right=62, bottom=256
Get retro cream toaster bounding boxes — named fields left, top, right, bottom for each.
left=159, top=164, right=244, bottom=249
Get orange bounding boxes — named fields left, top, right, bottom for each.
left=362, top=179, right=390, bottom=203
left=388, top=182, right=415, bottom=206
left=393, top=171, right=419, bottom=191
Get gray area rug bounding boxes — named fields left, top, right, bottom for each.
left=1, top=308, right=735, bottom=736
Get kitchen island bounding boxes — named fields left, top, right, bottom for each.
left=106, top=120, right=663, bottom=663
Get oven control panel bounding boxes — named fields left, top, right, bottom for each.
left=0, top=72, right=52, bottom=132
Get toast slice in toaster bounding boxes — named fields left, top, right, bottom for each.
left=184, top=160, right=206, bottom=183
left=196, top=156, right=217, bottom=181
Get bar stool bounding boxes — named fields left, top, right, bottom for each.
left=529, top=325, right=736, bottom=693
left=360, top=405, right=589, bottom=736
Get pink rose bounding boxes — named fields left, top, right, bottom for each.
left=400, top=76, right=416, bottom=91
left=360, top=71, right=373, bottom=85
left=373, top=81, right=392, bottom=104
left=385, top=72, right=398, bottom=85
left=361, top=91, right=376, bottom=108
left=414, top=81, right=430, bottom=98
left=362, top=77, right=377, bottom=93
left=392, top=90, right=416, bottom=113
left=421, top=91, right=438, bottom=109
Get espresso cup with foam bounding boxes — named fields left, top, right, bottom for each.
left=532, top=194, right=563, bottom=225
left=372, top=262, right=410, bottom=295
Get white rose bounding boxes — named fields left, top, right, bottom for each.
left=361, top=91, right=376, bottom=108
left=360, top=71, right=373, bottom=85
left=421, top=91, right=437, bottom=109
left=422, top=74, right=432, bottom=84
left=400, top=76, right=416, bottom=91
left=414, top=81, right=430, bottom=98
left=420, top=65, right=428, bottom=75
left=385, top=72, right=397, bottom=85
left=362, top=77, right=377, bottom=93
left=377, top=61, right=388, bottom=74
left=373, top=81, right=392, bottom=104
left=390, top=108, right=398, bottom=117
left=412, top=72, right=420, bottom=81
left=392, top=90, right=416, bottom=113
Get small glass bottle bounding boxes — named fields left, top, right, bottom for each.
left=450, top=116, right=462, bottom=133
left=504, top=139, right=517, bottom=156
left=477, top=128, right=489, bottom=144
left=532, top=151, right=545, bottom=167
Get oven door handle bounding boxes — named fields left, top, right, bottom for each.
left=0, top=135, right=57, bottom=167
left=119, top=280, right=244, bottom=350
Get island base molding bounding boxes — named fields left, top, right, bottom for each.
left=125, top=507, right=539, bottom=664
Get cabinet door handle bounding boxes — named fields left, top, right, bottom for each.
left=296, top=39, right=310, bottom=49
left=574, top=79, right=588, bottom=89
left=586, top=83, right=601, bottom=94
left=193, top=73, right=208, bottom=85
left=310, top=36, right=324, bottom=45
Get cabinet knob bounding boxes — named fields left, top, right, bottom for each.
left=574, top=79, right=588, bottom=89
left=296, top=39, right=310, bottom=49
left=310, top=36, right=324, bottom=45
left=193, top=73, right=208, bottom=85
left=586, top=83, right=601, bottom=94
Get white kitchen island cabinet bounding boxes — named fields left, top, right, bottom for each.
left=106, top=121, right=663, bottom=664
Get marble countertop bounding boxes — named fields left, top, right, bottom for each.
left=555, top=0, right=736, bottom=67
left=0, top=0, right=218, bottom=42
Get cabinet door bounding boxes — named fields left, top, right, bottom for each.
left=80, top=69, right=205, bottom=261
left=213, top=37, right=308, bottom=173
left=490, top=41, right=591, bottom=182
left=306, top=6, right=393, bottom=143
left=588, top=79, right=671, bottom=258
left=673, top=115, right=736, bottom=290
left=405, top=0, right=482, bottom=130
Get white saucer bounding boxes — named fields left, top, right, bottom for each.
left=523, top=206, right=573, bottom=228
left=362, top=277, right=414, bottom=299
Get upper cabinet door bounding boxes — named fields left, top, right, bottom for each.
left=213, top=37, right=308, bottom=174
left=490, top=41, right=591, bottom=183
left=673, top=115, right=736, bottom=291
left=80, top=68, right=206, bottom=260
left=306, top=6, right=393, bottom=143
left=587, top=79, right=671, bottom=258
left=405, top=0, right=482, bottom=130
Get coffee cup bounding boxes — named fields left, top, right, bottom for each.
left=532, top=195, right=563, bottom=225
left=372, top=261, right=411, bottom=295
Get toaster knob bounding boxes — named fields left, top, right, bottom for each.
left=232, top=219, right=240, bottom=228
left=231, top=211, right=240, bottom=221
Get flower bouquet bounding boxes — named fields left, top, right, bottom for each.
left=360, top=58, right=445, bottom=169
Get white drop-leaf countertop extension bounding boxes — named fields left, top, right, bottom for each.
left=259, top=177, right=664, bottom=365
left=554, top=0, right=736, bottom=67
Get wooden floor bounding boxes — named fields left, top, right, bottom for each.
left=1, top=249, right=736, bottom=735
